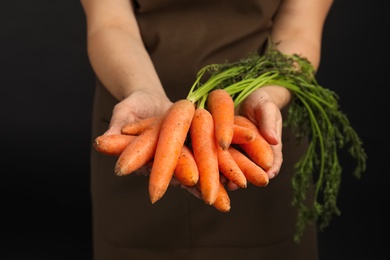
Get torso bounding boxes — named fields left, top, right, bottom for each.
left=134, top=0, right=281, bottom=101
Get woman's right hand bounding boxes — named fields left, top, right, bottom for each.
left=104, top=89, right=172, bottom=136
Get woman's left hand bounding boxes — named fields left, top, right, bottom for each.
left=236, top=85, right=292, bottom=180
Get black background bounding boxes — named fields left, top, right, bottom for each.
left=0, top=0, right=387, bottom=259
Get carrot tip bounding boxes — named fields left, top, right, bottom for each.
left=150, top=196, right=161, bottom=204
left=203, top=198, right=216, bottom=205
left=219, top=141, right=230, bottom=151
left=149, top=188, right=164, bottom=204
left=114, top=166, right=125, bottom=176
left=212, top=199, right=231, bottom=212
left=216, top=207, right=231, bottom=213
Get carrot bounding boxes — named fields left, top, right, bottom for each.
left=212, top=182, right=231, bottom=212
left=228, top=146, right=269, bottom=187
left=234, top=115, right=274, bottom=170
left=174, top=144, right=199, bottom=187
left=231, top=124, right=256, bottom=144
left=216, top=143, right=247, bottom=188
left=190, top=108, right=220, bottom=205
left=121, top=116, right=159, bottom=135
left=115, top=116, right=165, bottom=176
left=207, top=89, right=235, bottom=150
left=93, top=134, right=136, bottom=156
left=149, top=99, right=196, bottom=204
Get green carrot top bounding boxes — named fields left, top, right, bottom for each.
left=186, top=39, right=367, bottom=242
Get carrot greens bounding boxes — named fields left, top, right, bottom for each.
left=186, top=40, right=367, bottom=242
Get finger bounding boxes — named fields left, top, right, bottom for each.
left=134, top=161, right=153, bottom=176
left=170, top=177, right=203, bottom=199
left=227, top=181, right=240, bottom=191
left=170, top=176, right=182, bottom=186
left=183, top=186, right=202, bottom=199
left=240, top=87, right=287, bottom=146
left=266, top=142, right=283, bottom=179
left=104, top=125, right=123, bottom=136
left=106, top=102, right=139, bottom=135
left=253, top=101, right=280, bottom=146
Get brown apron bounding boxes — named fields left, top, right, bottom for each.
left=90, top=0, right=318, bottom=259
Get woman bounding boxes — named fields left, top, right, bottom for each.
left=80, top=0, right=333, bottom=259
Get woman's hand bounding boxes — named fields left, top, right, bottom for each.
left=236, top=85, right=292, bottom=180
left=104, top=90, right=172, bottom=136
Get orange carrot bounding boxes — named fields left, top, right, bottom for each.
left=216, top=143, right=247, bottom=188
left=93, top=134, right=136, bottom=156
left=207, top=89, right=235, bottom=150
left=212, top=182, right=231, bottom=212
left=115, top=116, right=164, bottom=176
left=121, top=116, right=159, bottom=135
left=228, top=146, right=269, bottom=187
left=174, top=144, right=199, bottom=187
left=190, top=108, right=220, bottom=205
left=149, top=99, right=196, bottom=204
left=234, top=115, right=274, bottom=170
left=231, top=124, right=256, bottom=144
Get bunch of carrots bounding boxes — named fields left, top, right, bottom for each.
left=94, top=88, right=273, bottom=212
left=92, top=40, right=367, bottom=242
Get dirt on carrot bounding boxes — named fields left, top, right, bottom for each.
left=231, top=124, right=256, bottom=144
